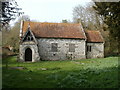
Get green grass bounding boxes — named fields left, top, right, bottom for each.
left=2, top=56, right=119, bottom=88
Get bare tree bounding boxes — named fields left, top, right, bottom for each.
left=72, top=2, right=103, bottom=30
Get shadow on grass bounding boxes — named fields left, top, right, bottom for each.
left=105, top=53, right=120, bottom=58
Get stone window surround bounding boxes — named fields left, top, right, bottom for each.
left=23, top=32, right=33, bottom=41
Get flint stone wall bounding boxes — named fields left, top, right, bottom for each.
left=86, top=43, right=104, bottom=58
left=37, top=38, right=86, bottom=60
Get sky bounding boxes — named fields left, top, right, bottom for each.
left=12, top=0, right=92, bottom=24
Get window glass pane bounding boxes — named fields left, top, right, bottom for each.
left=51, top=43, right=58, bottom=52
left=87, top=45, right=91, bottom=52
left=69, top=44, right=75, bottom=52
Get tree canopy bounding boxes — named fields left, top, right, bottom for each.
left=0, top=0, right=23, bottom=28
left=93, top=1, right=120, bottom=54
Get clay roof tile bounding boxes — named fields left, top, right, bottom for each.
left=22, top=21, right=86, bottom=39
left=85, top=30, right=104, bottom=43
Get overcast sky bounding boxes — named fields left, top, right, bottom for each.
left=12, top=0, right=92, bottom=24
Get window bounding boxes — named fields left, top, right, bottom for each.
left=51, top=43, right=58, bottom=52
left=69, top=44, right=75, bottom=52
left=87, top=45, right=91, bottom=52
left=23, top=31, right=34, bottom=42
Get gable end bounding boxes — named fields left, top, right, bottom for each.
left=21, top=27, right=37, bottom=44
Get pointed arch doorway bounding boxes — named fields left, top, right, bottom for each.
left=25, top=48, right=32, bottom=61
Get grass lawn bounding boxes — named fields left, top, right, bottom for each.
left=2, top=56, right=119, bottom=88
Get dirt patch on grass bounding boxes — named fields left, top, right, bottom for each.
left=9, top=67, right=27, bottom=70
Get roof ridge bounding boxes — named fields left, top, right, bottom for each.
left=23, top=21, right=80, bottom=25
left=86, top=30, right=100, bottom=32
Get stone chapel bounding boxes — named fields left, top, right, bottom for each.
left=19, top=21, right=104, bottom=62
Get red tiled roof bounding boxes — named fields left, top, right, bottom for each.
left=85, top=30, right=104, bottom=43
left=22, top=21, right=86, bottom=39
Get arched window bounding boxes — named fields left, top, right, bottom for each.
left=23, top=31, right=34, bottom=42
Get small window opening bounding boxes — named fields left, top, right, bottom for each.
left=51, top=43, right=58, bottom=52
left=69, top=44, right=75, bottom=52
left=87, top=45, right=91, bottom=52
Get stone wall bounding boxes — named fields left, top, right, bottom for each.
left=19, top=38, right=104, bottom=62
left=86, top=43, right=104, bottom=58
left=19, top=41, right=40, bottom=62
left=37, top=38, right=86, bottom=60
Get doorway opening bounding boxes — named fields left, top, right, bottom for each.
left=25, top=48, right=32, bottom=61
